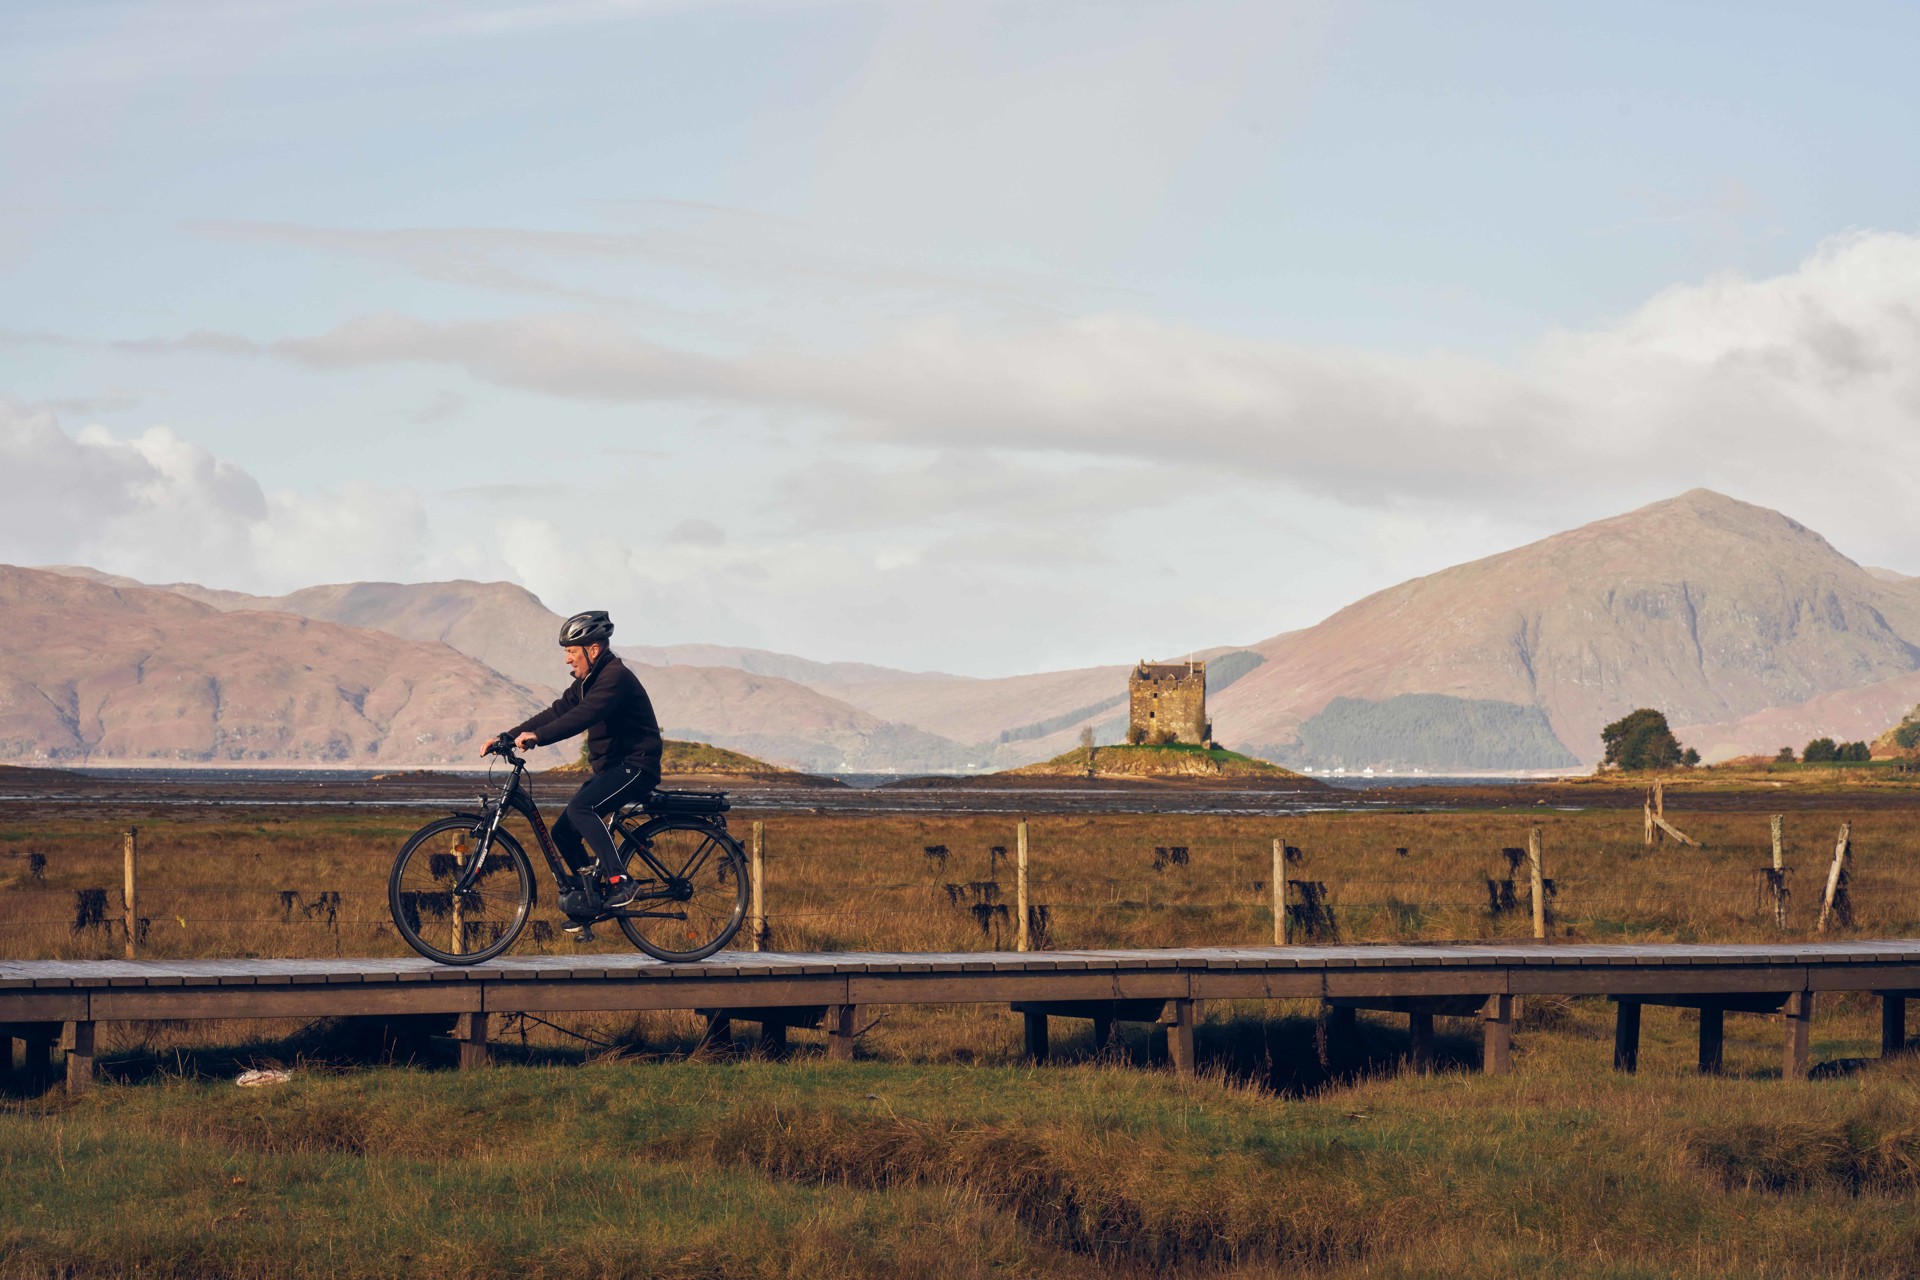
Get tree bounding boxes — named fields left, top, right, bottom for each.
left=1682, top=748, right=1701, bottom=767
left=1895, top=706, right=1920, bottom=751
left=1803, top=737, right=1838, bottom=763
left=1775, top=746, right=1796, bottom=763
left=1838, top=741, right=1872, bottom=763
left=1599, top=709, right=1686, bottom=771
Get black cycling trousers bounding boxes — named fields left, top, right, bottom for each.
left=552, top=765, right=655, bottom=876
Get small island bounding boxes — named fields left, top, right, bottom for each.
left=1010, top=740, right=1314, bottom=782
left=546, top=738, right=829, bottom=782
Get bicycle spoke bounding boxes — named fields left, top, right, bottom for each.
left=615, top=819, right=746, bottom=961
left=389, top=818, right=533, bottom=965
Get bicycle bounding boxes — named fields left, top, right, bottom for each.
left=387, top=742, right=748, bottom=966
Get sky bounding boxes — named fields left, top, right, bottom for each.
left=5, top=0, right=1920, bottom=677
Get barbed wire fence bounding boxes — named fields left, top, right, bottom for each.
left=0, top=810, right=1879, bottom=962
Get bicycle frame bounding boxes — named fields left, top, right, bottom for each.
left=459, top=748, right=723, bottom=922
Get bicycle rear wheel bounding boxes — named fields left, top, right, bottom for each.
left=615, top=817, right=749, bottom=962
left=389, top=816, right=535, bottom=965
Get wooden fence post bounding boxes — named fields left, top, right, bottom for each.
left=122, top=828, right=139, bottom=961
left=1528, top=827, right=1546, bottom=940
left=1816, top=822, right=1852, bottom=934
left=1770, top=814, right=1788, bottom=928
left=749, top=821, right=765, bottom=952
left=1272, top=837, right=1287, bottom=945
left=1016, top=820, right=1030, bottom=952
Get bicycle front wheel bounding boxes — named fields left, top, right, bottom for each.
left=389, top=816, right=535, bottom=965
left=615, top=817, right=749, bottom=962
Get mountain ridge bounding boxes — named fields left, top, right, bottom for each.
left=24, top=489, right=1920, bottom=770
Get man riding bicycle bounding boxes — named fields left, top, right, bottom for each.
left=488, top=610, right=663, bottom=927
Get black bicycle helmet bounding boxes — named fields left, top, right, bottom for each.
left=557, top=610, right=614, bottom=648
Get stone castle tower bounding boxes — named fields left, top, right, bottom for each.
left=1128, top=659, right=1210, bottom=746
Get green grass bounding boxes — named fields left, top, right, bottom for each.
left=11, top=798, right=1920, bottom=1272
left=11, top=1005, right=1920, bottom=1279
left=1104, top=742, right=1272, bottom=765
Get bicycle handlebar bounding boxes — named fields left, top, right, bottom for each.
left=484, top=737, right=527, bottom=767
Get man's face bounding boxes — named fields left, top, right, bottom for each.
left=564, top=644, right=599, bottom=679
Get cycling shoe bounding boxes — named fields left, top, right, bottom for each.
left=602, top=875, right=639, bottom=910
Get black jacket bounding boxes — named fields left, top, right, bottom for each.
left=509, top=651, right=663, bottom=777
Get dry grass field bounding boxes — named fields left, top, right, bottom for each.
left=4, top=789, right=1920, bottom=1277
left=0, top=796, right=1908, bottom=959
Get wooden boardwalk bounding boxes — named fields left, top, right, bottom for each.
left=10, top=940, right=1920, bottom=1094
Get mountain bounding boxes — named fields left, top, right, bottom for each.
left=621, top=643, right=945, bottom=688
left=33, top=568, right=991, bottom=773
left=29, top=489, right=1919, bottom=772
left=0, top=567, right=547, bottom=766
left=1209, top=490, right=1920, bottom=767
left=43, top=569, right=567, bottom=694
left=1674, top=671, right=1920, bottom=761
left=631, top=663, right=980, bottom=773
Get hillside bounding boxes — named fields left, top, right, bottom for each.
left=44, top=570, right=568, bottom=694
left=543, top=738, right=809, bottom=778
left=1007, top=742, right=1315, bottom=782
left=0, top=567, right=548, bottom=766
left=630, top=663, right=981, bottom=773
left=1209, top=490, right=1920, bottom=767
left=30, top=489, right=1920, bottom=773
left=1675, top=670, right=1920, bottom=762
left=35, top=569, right=991, bottom=774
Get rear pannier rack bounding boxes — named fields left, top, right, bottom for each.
left=640, top=789, right=730, bottom=816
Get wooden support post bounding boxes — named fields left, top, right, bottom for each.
left=1272, top=837, right=1287, bottom=945
left=1022, top=1010, right=1049, bottom=1064
left=122, top=827, right=139, bottom=961
left=1091, top=1012, right=1114, bottom=1054
left=64, top=1021, right=95, bottom=1097
left=1816, top=822, right=1852, bottom=933
left=1528, top=826, right=1546, bottom=940
left=1698, top=1006, right=1724, bottom=1075
left=1165, top=998, right=1196, bottom=1076
left=758, top=1020, right=789, bottom=1060
left=1783, top=991, right=1814, bottom=1080
left=697, top=1013, right=734, bottom=1059
left=1015, top=820, right=1030, bottom=952
left=1644, top=790, right=1656, bottom=847
left=1408, top=1009, right=1435, bottom=1073
left=1481, top=994, right=1513, bottom=1075
left=1770, top=814, right=1788, bottom=928
left=22, top=1028, right=52, bottom=1091
left=1882, top=994, right=1906, bottom=1058
left=454, top=1012, right=490, bottom=1069
left=749, top=821, right=766, bottom=952
left=1613, top=1000, right=1642, bottom=1073
left=1315, top=1002, right=1357, bottom=1067
left=0, top=1033, right=13, bottom=1090
left=826, top=1004, right=860, bottom=1062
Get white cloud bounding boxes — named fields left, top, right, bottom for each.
left=0, top=399, right=446, bottom=590
left=232, top=229, right=1920, bottom=564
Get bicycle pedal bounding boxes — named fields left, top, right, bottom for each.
left=564, top=922, right=597, bottom=943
